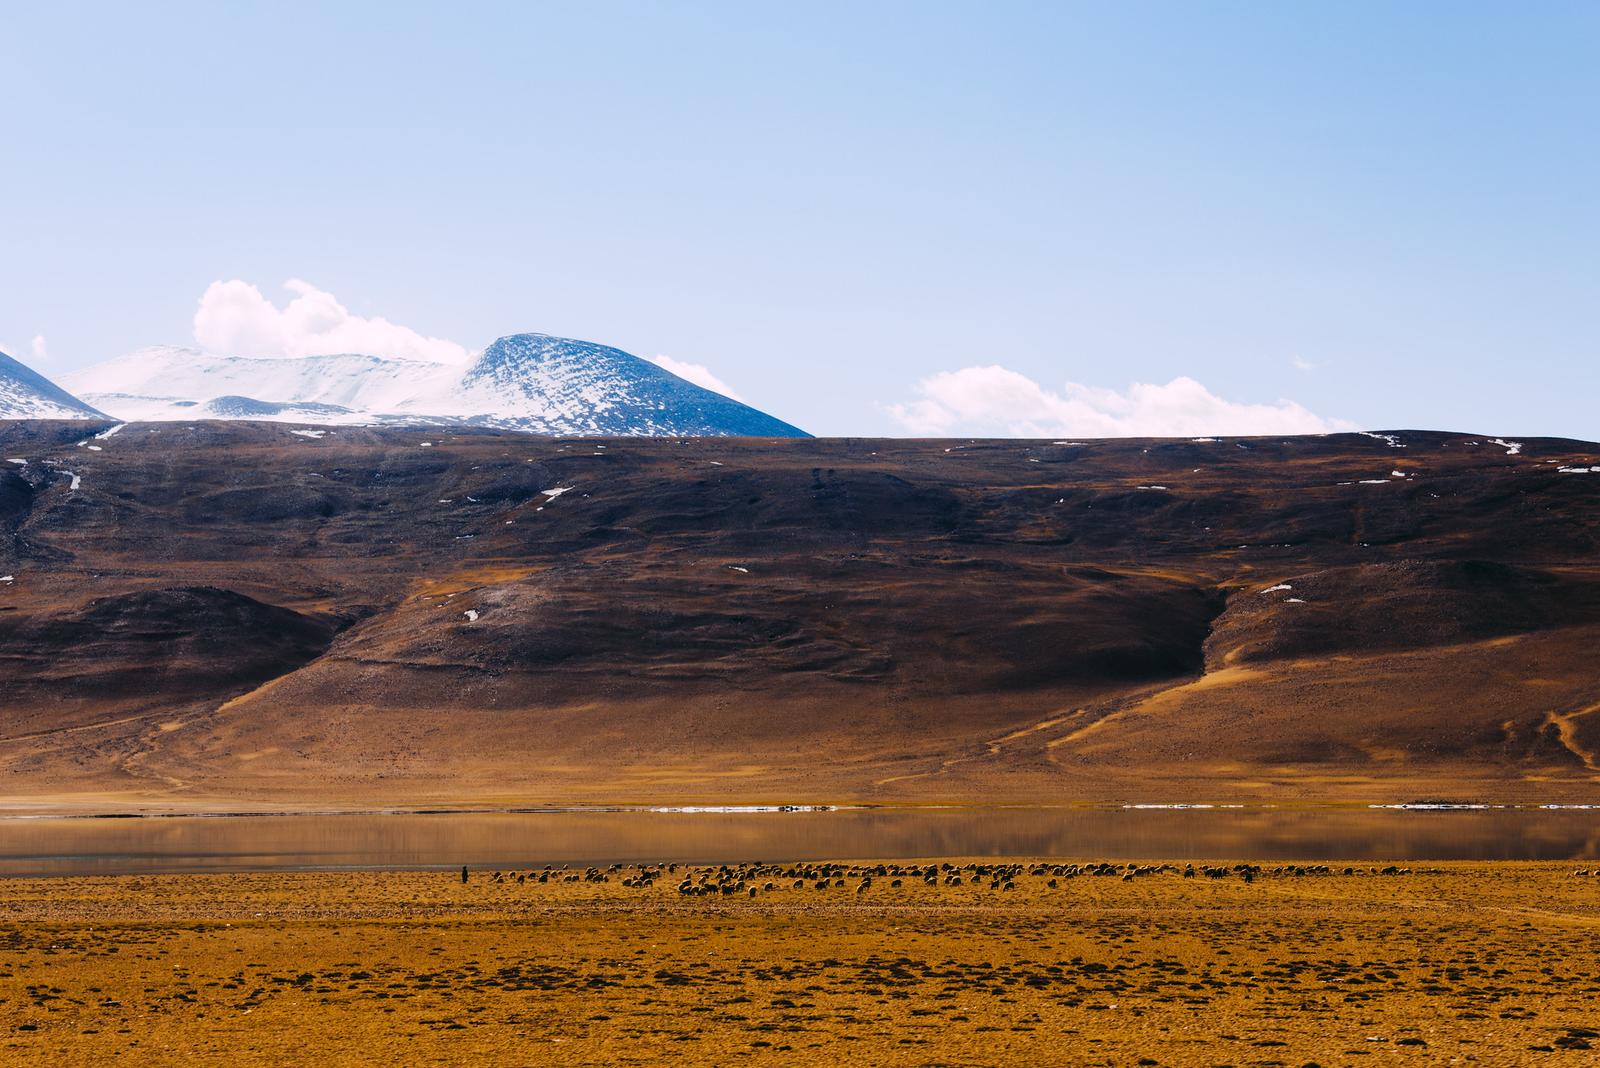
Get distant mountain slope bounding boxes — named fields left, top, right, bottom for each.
left=0, top=349, right=105, bottom=420
left=0, top=424, right=1597, bottom=812
left=62, top=334, right=808, bottom=437
left=62, top=346, right=459, bottom=424
left=452, top=334, right=808, bottom=436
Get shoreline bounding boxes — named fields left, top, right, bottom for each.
left=0, top=806, right=1595, bottom=879
left=2, top=799, right=1598, bottom=820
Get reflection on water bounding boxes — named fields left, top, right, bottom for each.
left=0, top=807, right=1596, bottom=876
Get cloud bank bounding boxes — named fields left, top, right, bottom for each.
left=888, top=365, right=1351, bottom=438
left=193, top=279, right=471, bottom=364
left=647, top=354, right=744, bottom=401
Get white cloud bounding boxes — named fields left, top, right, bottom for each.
left=888, top=365, right=1353, bottom=438
left=193, top=279, right=471, bottom=364
left=1291, top=355, right=1316, bottom=372
left=648, top=354, right=744, bottom=401
left=1, top=337, right=49, bottom=364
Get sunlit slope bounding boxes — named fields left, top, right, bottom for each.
left=0, top=421, right=1597, bottom=809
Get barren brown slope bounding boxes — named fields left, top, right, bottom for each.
left=1, top=421, right=1597, bottom=810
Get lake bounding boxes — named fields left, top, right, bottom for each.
left=1, top=805, right=1597, bottom=876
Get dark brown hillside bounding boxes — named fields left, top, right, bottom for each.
left=0, top=420, right=1597, bottom=811
left=1207, top=560, right=1600, bottom=664
left=0, top=588, right=339, bottom=711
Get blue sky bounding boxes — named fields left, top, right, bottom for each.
left=2, top=1, right=1595, bottom=438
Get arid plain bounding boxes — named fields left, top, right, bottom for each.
left=3, top=863, right=1599, bottom=1065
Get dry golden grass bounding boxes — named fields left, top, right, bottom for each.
left=2, top=861, right=1598, bottom=1064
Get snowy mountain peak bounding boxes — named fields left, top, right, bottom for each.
left=454, top=334, right=807, bottom=437
left=61, top=333, right=808, bottom=437
left=0, top=349, right=107, bottom=420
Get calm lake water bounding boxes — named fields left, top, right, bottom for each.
left=0, top=806, right=1597, bottom=876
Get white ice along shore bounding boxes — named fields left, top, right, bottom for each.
left=646, top=805, right=838, bottom=813
left=61, top=334, right=809, bottom=438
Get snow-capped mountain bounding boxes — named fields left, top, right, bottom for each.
left=449, top=334, right=806, bottom=436
left=63, top=334, right=808, bottom=437
left=0, top=348, right=107, bottom=420
left=63, top=346, right=459, bottom=425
